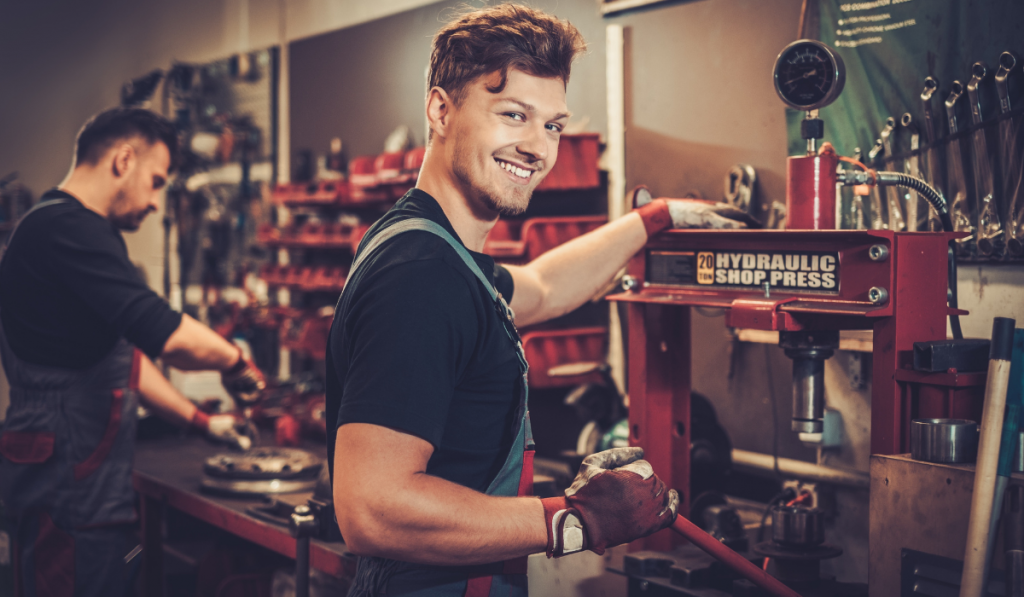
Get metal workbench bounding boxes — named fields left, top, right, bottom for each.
left=133, top=436, right=355, bottom=596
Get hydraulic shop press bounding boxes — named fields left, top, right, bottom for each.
left=609, top=40, right=966, bottom=556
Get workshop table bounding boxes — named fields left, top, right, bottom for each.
left=133, top=437, right=355, bottom=597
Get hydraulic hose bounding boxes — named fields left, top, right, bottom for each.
left=670, top=516, right=801, bottom=597
left=874, top=171, right=963, bottom=339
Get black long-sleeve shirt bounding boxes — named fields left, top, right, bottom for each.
left=0, top=190, right=182, bottom=368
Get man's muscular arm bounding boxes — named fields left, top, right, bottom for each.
left=334, top=423, right=548, bottom=564
left=160, top=314, right=241, bottom=370
left=506, top=212, right=648, bottom=327
left=507, top=194, right=755, bottom=327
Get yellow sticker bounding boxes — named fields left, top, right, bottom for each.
left=696, top=252, right=715, bottom=284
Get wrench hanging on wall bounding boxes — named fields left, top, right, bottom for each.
left=881, top=116, right=907, bottom=231
left=850, top=146, right=868, bottom=229
left=902, top=113, right=922, bottom=231
left=868, top=137, right=888, bottom=229
left=968, top=62, right=1004, bottom=257
left=946, top=80, right=976, bottom=255
left=996, top=51, right=1024, bottom=257
left=921, top=77, right=947, bottom=232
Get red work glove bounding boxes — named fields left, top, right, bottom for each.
left=540, top=447, right=678, bottom=557
left=632, top=185, right=761, bottom=235
left=221, top=346, right=266, bottom=406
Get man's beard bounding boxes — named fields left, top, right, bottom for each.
left=109, top=190, right=152, bottom=231
left=452, top=141, right=532, bottom=218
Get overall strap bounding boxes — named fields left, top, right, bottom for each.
left=350, top=218, right=499, bottom=302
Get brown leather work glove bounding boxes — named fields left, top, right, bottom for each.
left=540, top=447, right=678, bottom=557
left=221, top=347, right=266, bottom=406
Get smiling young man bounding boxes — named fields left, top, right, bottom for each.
left=0, top=108, right=265, bottom=597
left=328, top=5, right=751, bottom=597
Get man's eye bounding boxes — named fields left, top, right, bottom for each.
left=546, top=123, right=564, bottom=133
left=506, top=113, right=525, bottom=122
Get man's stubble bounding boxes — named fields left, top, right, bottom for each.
left=450, top=135, right=532, bottom=218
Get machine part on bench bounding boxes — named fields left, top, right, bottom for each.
left=691, top=492, right=749, bottom=552
left=200, top=476, right=319, bottom=496
left=203, top=447, right=323, bottom=480
left=780, top=330, right=839, bottom=434
left=909, top=418, right=979, bottom=463
left=754, top=505, right=842, bottom=588
left=771, top=506, right=825, bottom=547
left=201, top=447, right=323, bottom=495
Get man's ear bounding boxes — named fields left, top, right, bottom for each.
left=111, top=143, right=135, bottom=178
left=426, top=86, right=454, bottom=141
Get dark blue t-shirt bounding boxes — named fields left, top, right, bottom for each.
left=0, top=190, right=182, bottom=368
left=326, top=189, right=520, bottom=492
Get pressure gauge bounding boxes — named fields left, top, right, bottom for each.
left=773, top=40, right=846, bottom=111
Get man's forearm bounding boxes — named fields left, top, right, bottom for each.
left=334, top=427, right=548, bottom=564
left=349, top=472, right=547, bottom=564
left=509, top=212, right=648, bottom=326
left=137, top=353, right=198, bottom=426
left=161, top=314, right=239, bottom=371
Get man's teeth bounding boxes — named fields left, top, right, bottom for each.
left=497, top=160, right=531, bottom=179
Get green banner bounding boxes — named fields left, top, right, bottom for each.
left=789, top=0, right=1024, bottom=158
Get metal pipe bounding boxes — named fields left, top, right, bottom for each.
left=731, top=449, right=869, bottom=489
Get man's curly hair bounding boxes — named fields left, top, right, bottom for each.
left=428, top=4, right=587, bottom=105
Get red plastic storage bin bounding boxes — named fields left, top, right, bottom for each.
left=536, top=133, right=600, bottom=191
left=272, top=181, right=343, bottom=206
left=521, top=327, right=608, bottom=389
left=280, top=313, right=332, bottom=358
left=483, top=215, right=606, bottom=264
left=374, top=151, right=406, bottom=182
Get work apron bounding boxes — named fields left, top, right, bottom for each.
left=0, top=199, right=143, bottom=597
left=342, top=218, right=533, bottom=597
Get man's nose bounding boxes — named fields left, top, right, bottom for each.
left=516, top=123, right=549, bottom=163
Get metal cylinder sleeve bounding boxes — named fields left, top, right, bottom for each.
left=772, top=505, right=826, bottom=548
left=909, top=418, right=979, bottom=463
left=780, top=331, right=839, bottom=434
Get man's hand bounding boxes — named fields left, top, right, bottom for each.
left=540, top=447, right=678, bottom=557
left=221, top=347, right=266, bottom=406
left=632, top=185, right=761, bottom=234
left=190, top=410, right=252, bottom=451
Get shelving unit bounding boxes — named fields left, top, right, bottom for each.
left=259, top=147, right=423, bottom=371
left=482, top=133, right=609, bottom=390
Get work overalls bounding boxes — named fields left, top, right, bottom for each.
left=341, top=218, right=533, bottom=597
left=0, top=199, right=142, bottom=597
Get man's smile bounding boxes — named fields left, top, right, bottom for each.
left=494, top=157, right=536, bottom=185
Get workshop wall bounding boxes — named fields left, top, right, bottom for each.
left=290, top=0, right=812, bottom=456
left=0, top=0, right=444, bottom=415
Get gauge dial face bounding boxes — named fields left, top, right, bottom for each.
left=774, top=40, right=845, bottom=111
